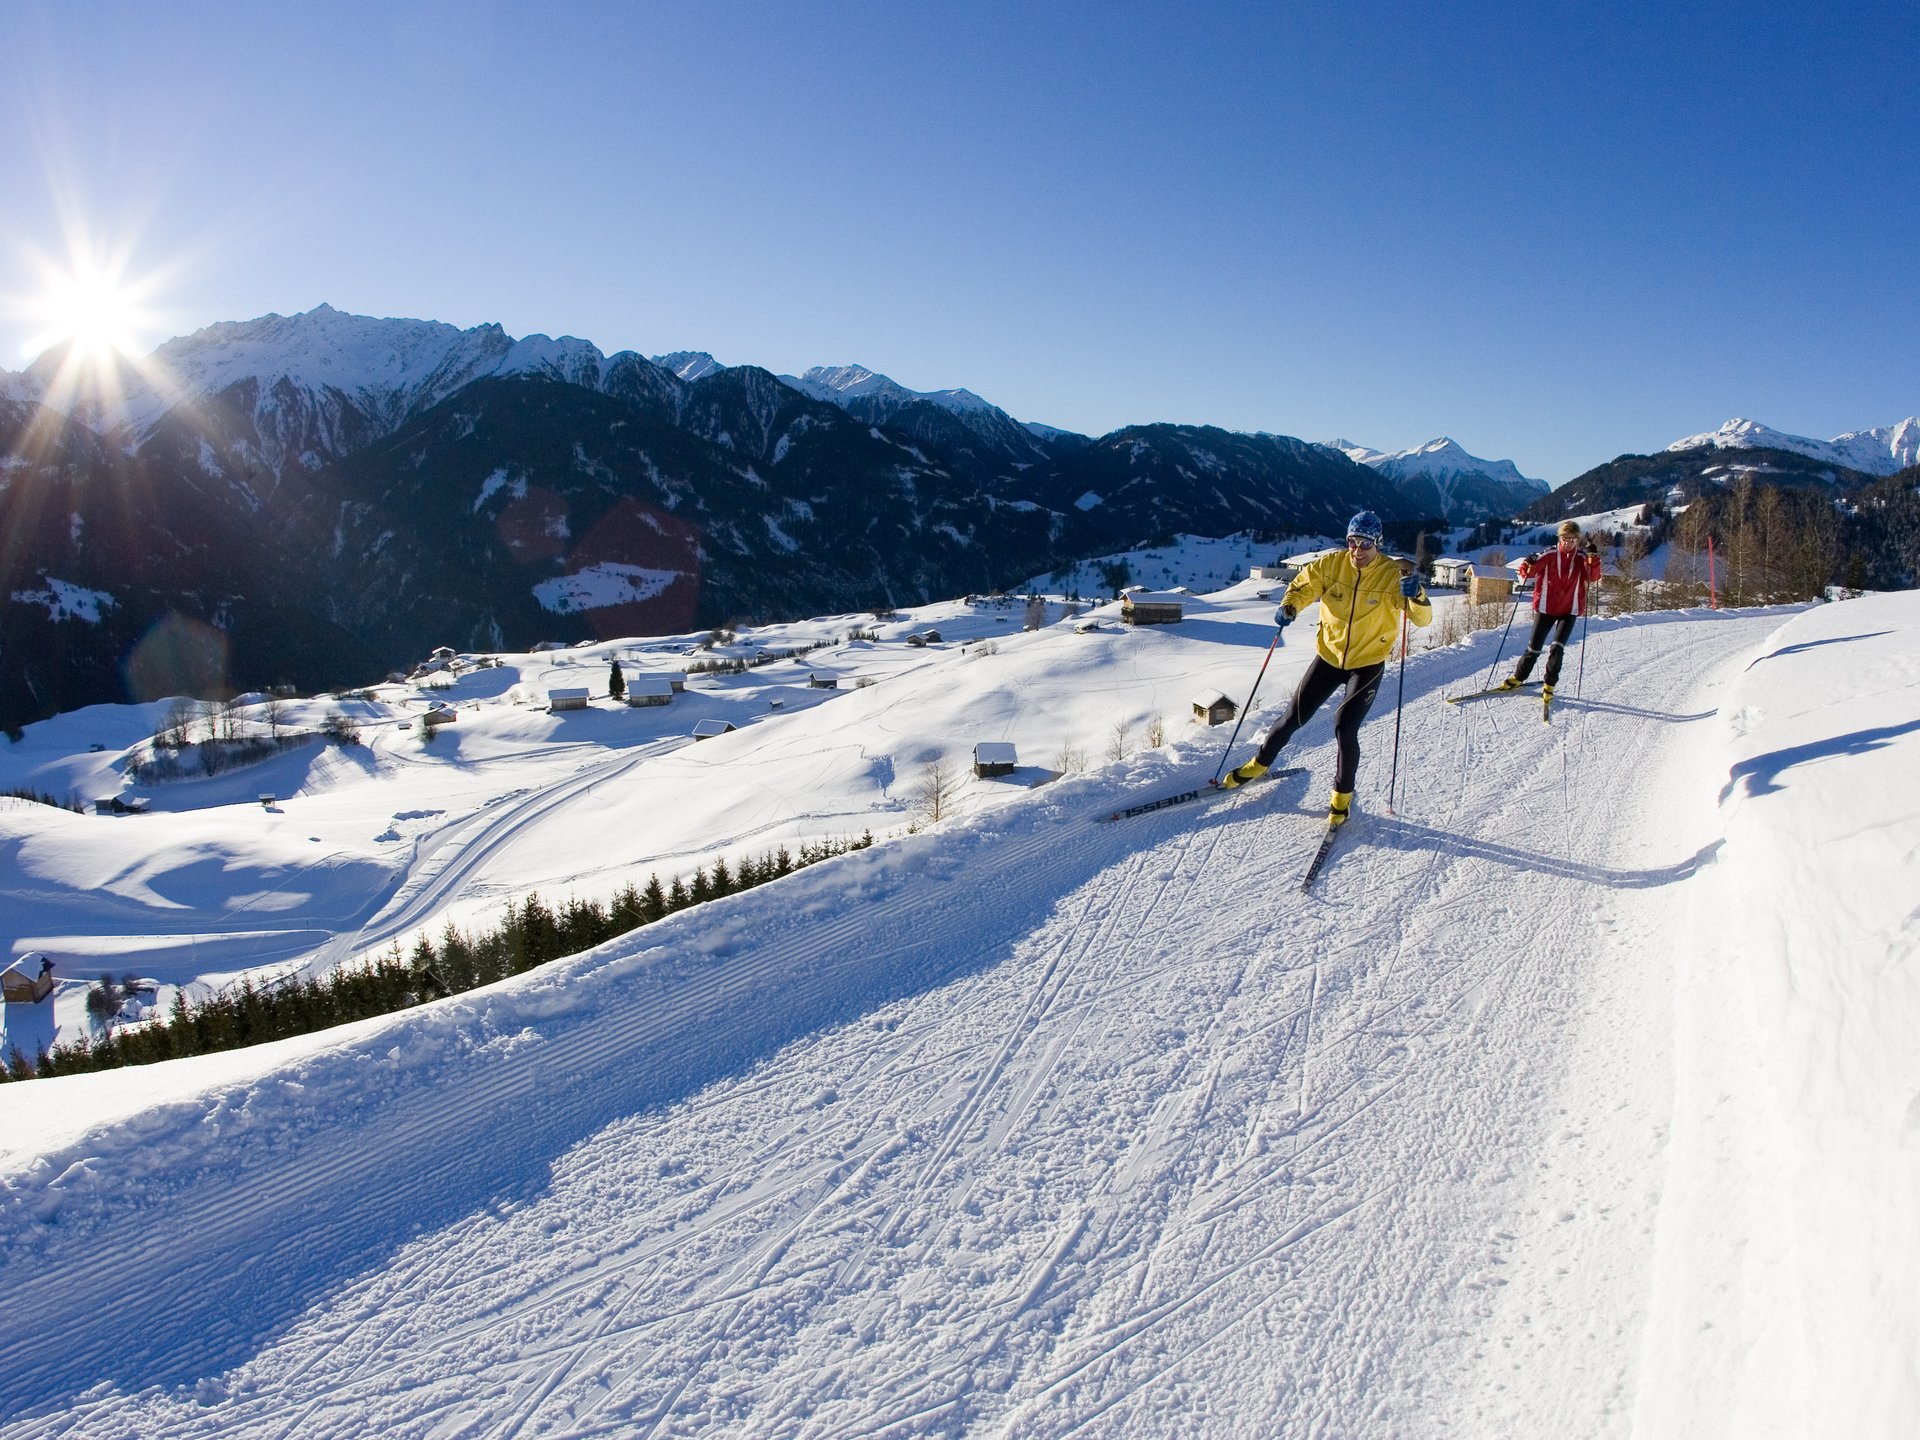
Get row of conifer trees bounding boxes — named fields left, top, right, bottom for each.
left=3, top=834, right=874, bottom=1083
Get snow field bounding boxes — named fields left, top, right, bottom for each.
left=4, top=600, right=1884, bottom=1436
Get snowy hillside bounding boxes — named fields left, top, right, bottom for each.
left=1666, top=415, right=1920, bottom=475
left=2, top=586, right=1917, bottom=1437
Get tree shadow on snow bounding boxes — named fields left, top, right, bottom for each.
left=1743, top=631, right=1893, bottom=669
left=1720, top=719, right=1920, bottom=802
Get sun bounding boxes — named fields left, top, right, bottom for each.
left=22, top=260, right=152, bottom=364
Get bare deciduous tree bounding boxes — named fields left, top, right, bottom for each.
left=912, top=757, right=965, bottom=827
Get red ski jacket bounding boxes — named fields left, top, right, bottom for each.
left=1518, top=545, right=1602, bottom=616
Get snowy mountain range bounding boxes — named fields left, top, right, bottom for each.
left=4, top=304, right=1913, bottom=729
left=1666, top=416, right=1920, bottom=476
left=0, top=308, right=1419, bottom=727
left=1326, top=435, right=1549, bottom=524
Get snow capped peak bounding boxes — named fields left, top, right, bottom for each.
left=651, top=351, right=727, bottom=383
left=787, top=364, right=996, bottom=417
left=1666, top=416, right=1920, bottom=476
left=49, top=305, right=520, bottom=436
left=498, top=333, right=608, bottom=388
left=1329, top=438, right=1389, bottom=466
left=1331, top=435, right=1543, bottom=489
left=1666, top=417, right=1793, bottom=453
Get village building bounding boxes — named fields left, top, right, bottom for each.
left=691, top=718, right=737, bottom=740
left=547, top=688, right=591, bottom=712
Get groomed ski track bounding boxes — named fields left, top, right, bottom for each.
left=0, top=608, right=1793, bottom=1438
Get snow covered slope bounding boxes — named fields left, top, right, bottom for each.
left=1, top=595, right=1915, bottom=1436
left=1666, top=416, right=1920, bottom=475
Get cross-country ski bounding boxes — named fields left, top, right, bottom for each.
left=1092, top=766, right=1305, bottom=823
left=1444, top=679, right=1542, bottom=704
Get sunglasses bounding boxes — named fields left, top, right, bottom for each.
left=1346, top=537, right=1377, bottom=550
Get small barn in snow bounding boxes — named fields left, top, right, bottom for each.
left=973, top=742, right=1018, bottom=778
left=691, top=718, right=737, bottom=740
left=624, top=676, right=674, bottom=707
left=1191, top=690, right=1237, bottom=726
left=547, top=688, right=590, bottom=712
left=1121, top=589, right=1185, bottom=626
left=1, top=955, right=56, bottom=1005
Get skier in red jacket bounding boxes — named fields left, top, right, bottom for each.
left=1495, top=520, right=1602, bottom=701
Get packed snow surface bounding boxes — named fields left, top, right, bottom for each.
left=2, top=585, right=1916, bottom=1437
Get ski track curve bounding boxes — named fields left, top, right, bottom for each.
left=0, top=609, right=1797, bottom=1438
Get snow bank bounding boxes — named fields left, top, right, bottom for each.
left=1638, top=592, right=1920, bottom=1438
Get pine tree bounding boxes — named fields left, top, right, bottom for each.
left=609, top=660, right=626, bottom=699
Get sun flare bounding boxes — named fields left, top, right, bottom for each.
left=7, top=236, right=181, bottom=419
left=23, top=261, right=153, bottom=364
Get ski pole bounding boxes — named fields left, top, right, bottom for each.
left=1211, top=625, right=1282, bottom=785
left=1387, top=609, right=1409, bottom=816
left=1480, top=596, right=1522, bottom=691
left=1575, top=605, right=1590, bottom=700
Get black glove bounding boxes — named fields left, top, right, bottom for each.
left=1399, top=572, right=1422, bottom=599
left=1274, top=606, right=1295, bottom=630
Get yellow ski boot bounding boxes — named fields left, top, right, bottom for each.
left=1328, top=790, right=1353, bottom=828
left=1219, top=759, right=1268, bottom=790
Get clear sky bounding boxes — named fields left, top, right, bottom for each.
left=2, top=0, right=1915, bottom=482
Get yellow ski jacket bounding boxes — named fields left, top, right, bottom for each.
left=1282, top=549, right=1433, bottom=670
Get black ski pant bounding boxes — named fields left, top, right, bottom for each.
left=1253, top=655, right=1385, bottom=794
left=1511, top=611, right=1578, bottom=686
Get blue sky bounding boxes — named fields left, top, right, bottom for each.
left=2, top=0, right=1914, bottom=482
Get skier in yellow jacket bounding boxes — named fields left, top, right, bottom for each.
left=1220, top=510, right=1432, bottom=826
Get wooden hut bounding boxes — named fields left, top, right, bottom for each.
left=1467, top=569, right=1514, bottom=606
left=1191, top=690, right=1237, bottom=726
left=691, top=718, right=737, bottom=740
left=973, top=742, right=1018, bottom=778
left=1121, top=589, right=1185, bottom=626
left=624, top=676, right=674, bottom=707
left=547, top=687, right=590, bottom=712
left=1, top=956, right=55, bottom=1005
